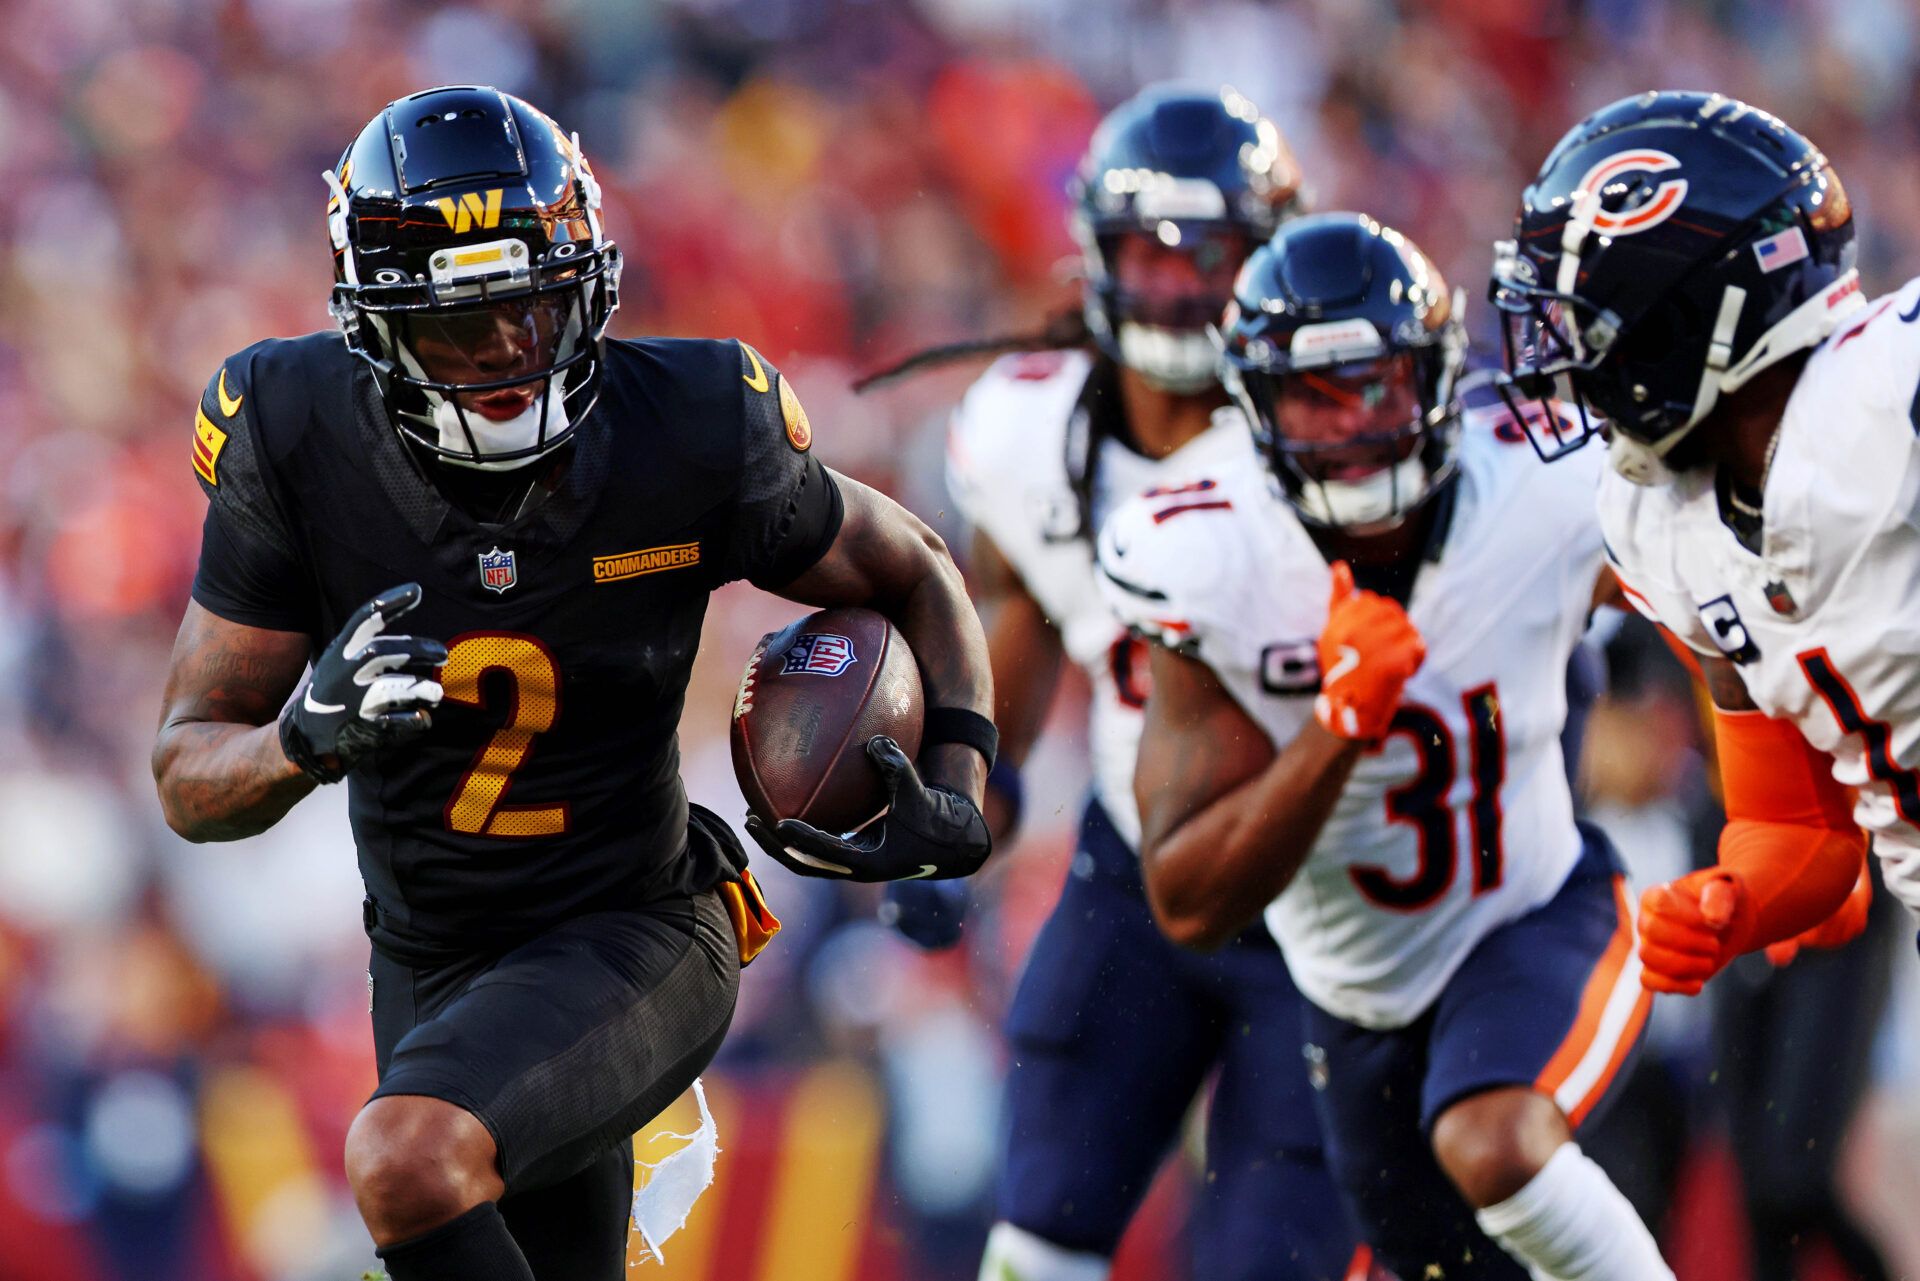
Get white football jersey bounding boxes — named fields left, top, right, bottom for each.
left=947, top=350, right=1253, bottom=849
left=1600, top=277, right=1920, bottom=916
left=1097, top=412, right=1607, bottom=1028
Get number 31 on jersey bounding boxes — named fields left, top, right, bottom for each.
left=1353, top=684, right=1506, bottom=912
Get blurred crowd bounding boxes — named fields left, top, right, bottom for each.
left=5, top=0, right=1920, bottom=1278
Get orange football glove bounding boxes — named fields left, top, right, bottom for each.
left=1314, top=561, right=1426, bottom=741
left=1765, top=854, right=1872, bottom=967
left=1638, top=869, right=1754, bottom=996
left=1640, top=705, right=1865, bottom=994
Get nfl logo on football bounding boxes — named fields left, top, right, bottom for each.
left=782, top=633, right=857, bottom=676
left=478, top=546, right=517, bottom=594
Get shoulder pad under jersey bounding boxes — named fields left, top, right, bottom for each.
left=946, top=350, right=1093, bottom=533
left=1095, top=473, right=1253, bottom=657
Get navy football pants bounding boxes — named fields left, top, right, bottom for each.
left=996, top=798, right=1357, bottom=1280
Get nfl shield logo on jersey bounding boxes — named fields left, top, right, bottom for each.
left=781, top=633, right=857, bottom=676
left=478, top=546, right=517, bottom=594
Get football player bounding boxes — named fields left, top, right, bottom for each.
left=1099, top=212, right=1674, bottom=1280
left=151, top=87, right=995, bottom=1281
left=1488, top=91, right=1881, bottom=995
left=882, top=86, right=1364, bottom=1281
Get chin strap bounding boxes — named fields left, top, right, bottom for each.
left=1687, top=284, right=1749, bottom=427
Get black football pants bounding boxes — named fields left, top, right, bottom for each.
left=368, top=888, right=740, bottom=1279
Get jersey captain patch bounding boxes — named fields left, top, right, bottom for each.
left=192, top=408, right=228, bottom=486
left=1698, top=593, right=1761, bottom=664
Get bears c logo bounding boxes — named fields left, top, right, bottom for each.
left=1574, top=150, right=1687, bottom=236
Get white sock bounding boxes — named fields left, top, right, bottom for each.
left=1474, top=1143, right=1674, bottom=1281
left=977, top=1222, right=1110, bottom=1281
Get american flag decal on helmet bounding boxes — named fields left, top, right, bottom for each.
left=1753, top=226, right=1810, bottom=273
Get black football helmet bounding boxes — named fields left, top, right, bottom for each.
left=327, top=86, right=621, bottom=469
left=1070, top=84, right=1304, bottom=392
left=1219, top=212, right=1465, bottom=531
left=1490, top=90, right=1858, bottom=483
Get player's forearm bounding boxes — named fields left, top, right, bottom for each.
left=977, top=586, right=1062, bottom=841
left=1144, top=721, right=1361, bottom=950
left=984, top=593, right=1062, bottom=772
left=153, top=719, right=315, bottom=841
left=895, top=548, right=993, bottom=802
left=967, top=529, right=1061, bottom=773
left=1717, top=821, right=1865, bottom=949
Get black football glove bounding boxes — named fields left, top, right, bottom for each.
left=745, top=736, right=991, bottom=883
left=279, top=583, right=447, bottom=783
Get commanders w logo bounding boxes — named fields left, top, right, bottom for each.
left=433, top=189, right=504, bottom=234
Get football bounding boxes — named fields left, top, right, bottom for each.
left=730, top=607, right=924, bottom=834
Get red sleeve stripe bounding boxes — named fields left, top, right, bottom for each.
left=1150, top=499, right=1233, bottom=523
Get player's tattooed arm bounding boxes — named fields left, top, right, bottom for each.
left=772, top=471, right=993, bottom=802
left=1135, top=644, right=1363, bottom=951
left=152, top=601, right=316, bottom=841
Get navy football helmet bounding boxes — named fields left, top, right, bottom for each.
left=1070, top=84, right=1304, bottom=392
left=1490, top=90, right=1858, bottom=483
left=328, top=86, right=621, bottom=469
left=1219, top=213, right=1465, bottom=531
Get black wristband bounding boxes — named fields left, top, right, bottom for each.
left=922, top=707, right=998, bottom=770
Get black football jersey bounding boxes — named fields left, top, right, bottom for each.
left=189, top=333, right=841, bottom=962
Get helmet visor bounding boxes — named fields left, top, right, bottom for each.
left=396, top=292, right=584, bottom=396
left=1490, top=259, right=1607, bottom=460
left=1268, top=354, right=1427, bottom=481
left=1239, top=351, right=1450, bottom=530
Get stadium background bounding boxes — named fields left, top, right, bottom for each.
left=3, top=0, right=1920, bottom=1277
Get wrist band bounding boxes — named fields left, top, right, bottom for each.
left=923, top=707, right=998, bottom=770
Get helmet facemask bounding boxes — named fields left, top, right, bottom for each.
left=337, top=240, right=620, bottom=471
left=1230, top=331, right=1463, bottom=533
left=1083, top=221, right=1253, bottom=393
left=1489, top=243, right=1619, bottom=463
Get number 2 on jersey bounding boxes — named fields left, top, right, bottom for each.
left=440, top=632, right=569, bottom=838
left=1350, top=683, right=1505, bottom=911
